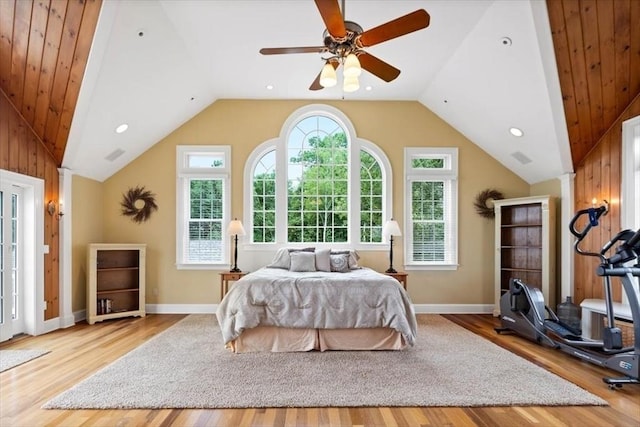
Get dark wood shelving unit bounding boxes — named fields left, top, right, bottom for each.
left=493, top=196, right=555, bottom=316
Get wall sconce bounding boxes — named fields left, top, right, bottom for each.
left=47, top=200, right=56, bottom=216
left=47, top=200, right=64, bottom=219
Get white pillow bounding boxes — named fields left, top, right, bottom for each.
left=289, top=252, right=317, bottom=272
left=267, top=248, right=290, bottom=269
left=267, top=247, right=315, bottom=269
left=315, top=248, right=331, bottom=272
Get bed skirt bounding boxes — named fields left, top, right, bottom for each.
left=226, top=326, right=406, bottom=353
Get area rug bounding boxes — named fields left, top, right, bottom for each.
left=42, top=315, right=606, bottom=409
left=0, top=349, right=50, bottom=373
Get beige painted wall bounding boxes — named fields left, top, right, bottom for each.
left=73, top=100, right=532, bottom=309
left=71, top=175, right=105, bottom=312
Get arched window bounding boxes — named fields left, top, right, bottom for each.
left=244, top=105, right=392, bottom=249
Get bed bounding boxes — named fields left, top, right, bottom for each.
left=216, top=248, right=417, bottom=353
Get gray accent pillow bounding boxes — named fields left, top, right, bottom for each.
left=315, top=248, right=331, bottom=272
left=290, top=251, right=317, bottom=272
left=330, top=250, right=361, bottom=269
left=329, top=253, right=350, bottom=273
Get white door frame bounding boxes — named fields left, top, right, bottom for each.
left=0, top=169, right=45, bottom=337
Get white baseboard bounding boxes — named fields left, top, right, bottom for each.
left=413, top=304, right=494, bottom=314
left=146, top=304, right=217, bottom=314
left=74, top=309, right=87, bottom=323
left=72, top=304, right=494, bottom=321
left=143, top=303, right=493, bottom=315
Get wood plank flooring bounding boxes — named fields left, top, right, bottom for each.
left=1, top=314, right=638, bottom=427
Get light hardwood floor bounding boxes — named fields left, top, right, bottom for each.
left=1, top=314, right=638, bottom=427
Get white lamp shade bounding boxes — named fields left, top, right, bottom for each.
left=227, top=219, right=246, bottom=236
left=320, top=62, right=337, bottom=88
left=383, top=219, right=402, bottom=237
left=343, top=75, right=359, bottom=92
left=343, top=53, right=361, bottom=77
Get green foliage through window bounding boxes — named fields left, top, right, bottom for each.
left=187, top=179, right=223, bottom=262
left=251, top=113, right=386, bottom=244
left=411, top=181, right=445, bottom=261
left=287, top=116, right=348, bottom=243
left=412, top=158, right=444, bottom=169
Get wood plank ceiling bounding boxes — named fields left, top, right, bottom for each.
left=546, top=0, right=640, bottom=168
left=0, top=0, right=638, bottom=172
left=0, top=0, right=101, bottom=167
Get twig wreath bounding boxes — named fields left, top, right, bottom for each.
left=473, top=189, right=504, bottom=218
left=121, top=186, right=158, bottom=223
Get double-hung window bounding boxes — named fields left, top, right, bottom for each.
left=404, top=147, right=458, bottom=269
left=176, top=146, right=231, bottom=268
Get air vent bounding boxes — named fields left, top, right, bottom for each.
left=105, top=148, right=125, bottom=162
left=511, top=151, right=532, bottom=165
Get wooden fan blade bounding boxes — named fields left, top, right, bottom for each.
left=260, top=46, right=327, bottom=55
left=309, top=73, right=324, bottom=91
left=358, top=9, right=430, bottom=47
left=314, top=0, right=346, bottom=39
left=309, top=60, right=340, bottom=91
left=358, top=52, right=400, bottom=82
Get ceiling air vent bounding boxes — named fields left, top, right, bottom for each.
left=105, top=148, right=125, bottom=162
left=511, top=151, right=532, bottom=165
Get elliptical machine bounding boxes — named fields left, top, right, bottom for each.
left=496, top=203, right=640, bottom=388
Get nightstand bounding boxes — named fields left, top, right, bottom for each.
left=219, top=272, right=246, bottom=299
left=384, top=272, right=408, bottom=290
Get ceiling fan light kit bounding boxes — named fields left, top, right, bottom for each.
left=343, top=53, right=361, bottom=77
left=259, top=0, right=430, bottom=92
left=320, top=62, right=338, bottom=87
left=343, top=75, right=360, bottom=92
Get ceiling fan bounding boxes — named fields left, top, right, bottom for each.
left=259, top=0, right=430, bottom=91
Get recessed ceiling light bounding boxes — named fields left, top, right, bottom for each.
left=365, top=85, right=372, bottom=91
left=266, top=84, right=274, bottom=90
left=115, top=123, right=129, bottom=134
left=509, top=127, right=524, bottom=137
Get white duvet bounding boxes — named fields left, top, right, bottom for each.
left=216, top=267, right=417, bottom=346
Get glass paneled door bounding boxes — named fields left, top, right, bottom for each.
left=0, top=183, right=24, bottom=342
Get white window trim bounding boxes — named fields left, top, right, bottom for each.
left=621, top=115, right=639, bottom=230
left=404, top=147, right=459, bottom=270
left=243, top=104, right=393, bottom=251
left=176, top=145, right=231, bottom=269
left=620, top=115, right=640, bottom=307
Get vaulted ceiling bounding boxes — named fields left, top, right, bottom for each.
left=0, top=0, right=101, bottom=165
left=1, top=0, right=638, bottom=183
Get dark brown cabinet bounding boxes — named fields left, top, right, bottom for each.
left=493, top=196, right=555, bottom=315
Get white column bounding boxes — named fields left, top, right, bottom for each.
left=58, top=167, right=75, bottom=327
left=558, top=173, right=575, bottom=300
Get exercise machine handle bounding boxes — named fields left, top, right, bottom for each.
left=626, top=227, right=640, bottom=250
left=569, top=203, right=608, bottom=239
left=606, top=228, right=640, bottom=265
left=596, top=266, right=640, bottom=277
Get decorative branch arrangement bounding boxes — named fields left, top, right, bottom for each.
left=473, top=189, right=504, bottom=218
left=121, top=186, right=158, bottom=223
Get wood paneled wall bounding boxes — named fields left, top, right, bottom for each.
left=0, top=0, right=101, bottom=166
left=573, top=94, right=640, bottom=304
left=547, top=0, right=640, bottom=168
left=1, top=90, right=59, bottom=320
